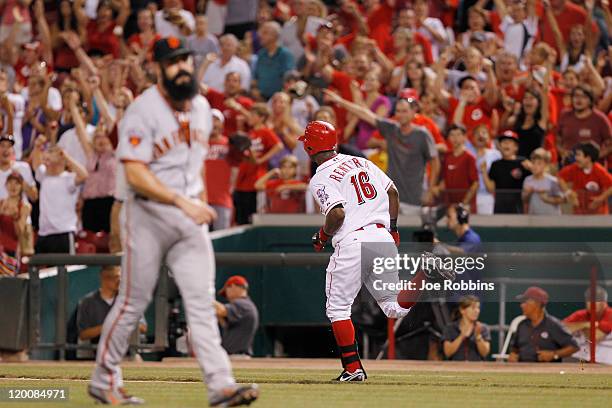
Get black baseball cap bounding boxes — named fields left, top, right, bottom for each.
left=0, top=134, right=15, bottom=145
left=153, top=37, right=192, bottom=62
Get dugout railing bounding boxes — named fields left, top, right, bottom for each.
left=25, top=252, right=612, bottom=361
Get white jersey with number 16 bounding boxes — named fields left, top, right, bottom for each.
left=309, top=154, right=395, bottom=247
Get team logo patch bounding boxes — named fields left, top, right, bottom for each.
left=129, top=136, right=142, bottom=147
left=316, top=186, right=329, bottom=205
left=511, top=167, right=523, bottom=179
left=167, top=36, right=180, bottom=49
left=585, top=181, right=600, bottom=192
left=471, top=109, right=483, bottom=121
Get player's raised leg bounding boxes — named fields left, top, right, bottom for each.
left=89, top=201, right=167, bottom=404
left=165, top=223, right=259, bottom=406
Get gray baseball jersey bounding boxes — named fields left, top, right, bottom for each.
left=91, top=85, right=237, bottom=401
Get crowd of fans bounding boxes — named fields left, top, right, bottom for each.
left=1, top=0, right=612, bottom=269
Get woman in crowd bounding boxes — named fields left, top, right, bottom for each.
left=442, top=295, right=491, bottom=361
left=0, top=172, right=32, bottom=275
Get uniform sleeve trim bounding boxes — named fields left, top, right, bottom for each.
left=324, top=200, right=346, bottom=216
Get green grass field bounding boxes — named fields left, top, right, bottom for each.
left=0, top=364, right=611, bottom=408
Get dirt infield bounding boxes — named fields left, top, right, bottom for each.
left=8, top=358, right=612, bottom=375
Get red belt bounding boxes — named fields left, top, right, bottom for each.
left=356, top=223, right=385, bottom=231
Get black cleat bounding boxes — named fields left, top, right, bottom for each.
left=334, top=369, right=367, bottom=382
left=209, top=384, right=259, bottom=407
left=421, top=251, right=456, bottom=282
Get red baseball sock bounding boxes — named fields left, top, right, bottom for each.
left=397, top=271, right=426, bottom=309
left=332, top=319, right=362, bottom=373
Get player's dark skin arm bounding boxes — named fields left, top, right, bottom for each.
left=324, top=205, right=346, bottom=236
left=387, top=186, right=399, bottom=221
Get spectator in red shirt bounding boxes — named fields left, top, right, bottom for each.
left=556, top=84, right=612, bottom=165
left=233, top=103, right=283, bottom=225
left=434, top=125, right=479, bottom=209
left=254, top=155, right=307, bottom=214
left=86, top=0, right=130, bottom=59
left=539, top=0, right=599, bottom=55
left=126, top=8, right=160, bottom=57
left=559, top=142, right=612, bottom=214
left=205, top=109, right=234, bottom=231
left=202, top=71, right=254, bottom=136
left=563, top=285, right=612, bottom=364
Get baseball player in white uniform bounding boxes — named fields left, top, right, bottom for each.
left=88, top=37, right=258, bottom=407
left=300, top=121, right=453, bottom=381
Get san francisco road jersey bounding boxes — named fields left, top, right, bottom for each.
left=309, top=154, right=395, bottom=247
left=117, top=85, right=212, bottom=198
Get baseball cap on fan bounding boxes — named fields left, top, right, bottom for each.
left=153, top=37, right=192, bottom=62
left=218, top=275, right=249, bottom=297
left=498, top=130, right=519, bottom=144
left=398, top=88, right=419, bottom=104
left=516, top=286, right=549, bottom=305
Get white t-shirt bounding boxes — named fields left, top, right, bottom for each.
left=155, top=9, right=195, bottom=38
left=201, top=55, right=251, bottom=92
left=416, top=18, right=447, bottom=59
left=309, top=154, right=394, bottom=247
left=500, top=16, right=537, bottom=62
left=2, top=93, right=25, bottom=159
left=20, top=87, right=62, bottom=111
left=0, top=161, right=35, bottom=200
left=118, top=86, right=212, bottom=198
left=57, top=124, right=96, bottom=169
left=35, top=165, right=79, bottom=236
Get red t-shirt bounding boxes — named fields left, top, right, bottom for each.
left=205, top=88, right=254, bottom=136
left=564, top=305, right=612, bottom=334
left=127, top=33, right=161, bottom=56
left=367, top=2, right=394, bottom=49
left=538, top=3, right=598, bottom=54
left=330, top=70, right=357, bottom=133
left=556, top=110, right=612, bottom=152
left=441, top=149, right=478, bottom=209
left=265, top=179, right=306, bottom=213
left=235, top=128, right=281, bottom=192
left=205, top=136, right=233, bottom=208
left=87, top=20, right=120, bottom=58
left=446, top=97, right=493, bottom=138
left=558, top=163, right=612, bottom=214
left=383, top=32, right=434, bottom=66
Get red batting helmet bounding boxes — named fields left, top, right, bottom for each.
left=298, top=120, right=337, bottom=156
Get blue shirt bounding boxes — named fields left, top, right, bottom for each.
left=458, top=228, right=482, bottom=253
left=254, top=46, right=295, bottom=99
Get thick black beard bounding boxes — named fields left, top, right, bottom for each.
left=162, top=69, right=198, bottom=102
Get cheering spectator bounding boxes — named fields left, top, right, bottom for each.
left=31, top=138, right=88, bottom=254
left=434, top=125, right=478, bottom=209
left=233, top=103, right=282, bottom=225
left=214, top=275, right=259, bottom=356
left=556, top=85, right=612, bottom=165
left=473, top=125, right=501, bottom=215
left=495, top=0, right=538, bottom=64
left=483, top=130, right=531, bottom=214
left=280, top=0, right=326, bottom=60
left=282, top=71, right=319, bottom=129
left=202, top=71, right=254, bottom=136
left=539, top=0, right=598, bottom=56
left=0, top=68, right=25, bottom=159
left=0, top=134, right=36, bottom=201
left=413, top=0, right=448, bottom=59
left=200, top=34, right=251, bottom=92
left=268, top=91, right=301, bottom=167
left=509, top=287, right=579, bottom=362
left=205, top=109, right=234, bottom=231
left=85, top=0, right=130, bottom=59
left=253, top=21, right=295, bottom=100
left=324, top=88, right=440, bottom=214
left=125, top=8, right=160, bottom=57
left=154, top=0, right=194, bottom=38
left=522, top=148, right=564, bottom=215
left=564, top=286, right=612, bottom=364
left=559, top=142, right=612, bottom=214
left=186, top=15, right=220, bottom=71
left=442, top=295, right=491, bottom=361
left=0, top=172, right=33, bottom=259
left=254, top=155, right=307, bottom=214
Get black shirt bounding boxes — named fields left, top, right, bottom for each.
left=510, top=313, right=578, bottom=362
left=220, top=296, right=259, bottom=355
left=516, top=124, right=545, bottom=159
left=442, top=321, right=491, bottom=361
left=76, top=290, right=114, bottom=344
left=488, top=157, right=530, bottom=214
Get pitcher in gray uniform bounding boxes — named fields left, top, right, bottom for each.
left=88, top=37, right=259, bottom=407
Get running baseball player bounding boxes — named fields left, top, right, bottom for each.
left=88, top=37, right=258, bottom=407
left=300, top=121, right=453, bottom=381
